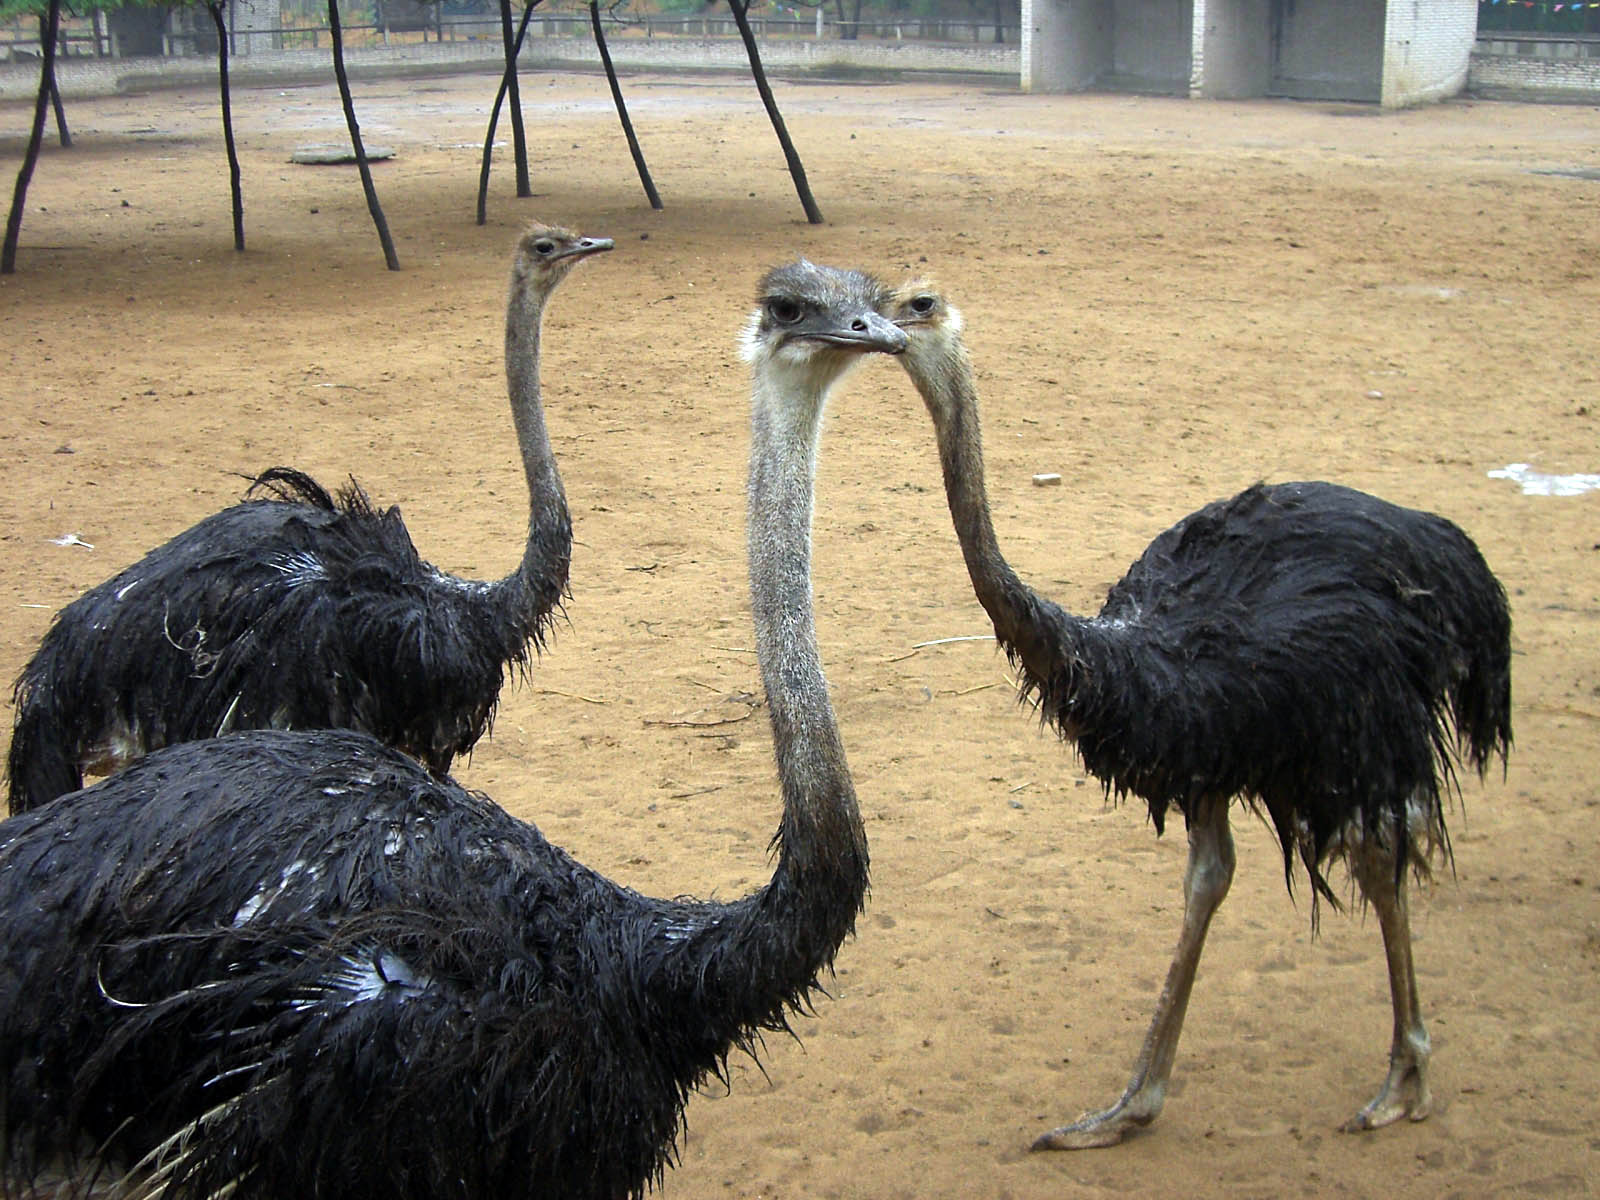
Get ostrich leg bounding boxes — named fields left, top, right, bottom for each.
left=1342, top=834, right=1431, bottom=1131
left=1034, top=800, right=1236, bottom=1150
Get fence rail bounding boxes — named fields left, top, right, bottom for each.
left=0, top=10, right=1017, bottom=60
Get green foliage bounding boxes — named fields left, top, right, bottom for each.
left=0, top=0, right=53, bottom=19
left=0, top=0, right=217, bottom=18
left=1477, top=0, right=1600, bottom=33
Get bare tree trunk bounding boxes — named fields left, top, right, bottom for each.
left=590, top=0, right=661, bottom=210
left=37, top=14, right=71, bottom=146
left=328, top=0, right=400, bottom=270
left=497, top=0, right=532, bottom=198
left=3, top=0, right=63, bottom=273
left=726, top=0, right=822, bottom=224
left=48, top=81, right=69, bottom=146
left=477, top=0, right=541, bottom=226
left=207, top=0, right=245, bottom=251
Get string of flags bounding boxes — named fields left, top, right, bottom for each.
left=1481, top=0, right=1597, bottom=8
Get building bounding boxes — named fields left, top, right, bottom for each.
left=1021, top=0, right=1480, bottom=106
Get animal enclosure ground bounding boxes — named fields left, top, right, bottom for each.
left=2, top=73, right=1597, bottom=1199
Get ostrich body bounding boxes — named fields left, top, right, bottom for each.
left=890, top=286, right=1512, bottom=1147
left=6, top=224, right=610, bottom=813
left=0, top=262, right=905, bottom=1200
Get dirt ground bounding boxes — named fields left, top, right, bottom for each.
left=2, top=69, right=1598, bottom=1199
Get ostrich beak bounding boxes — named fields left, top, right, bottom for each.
left=812, top=309, right=908, bottom=356
left=560, top=237, right=614, bottom=261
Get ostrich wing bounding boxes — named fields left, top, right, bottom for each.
left=0, top=731, right=715, bottom=1200
left=12, top=479, right=530, bottom=797
left=1019, top=482, right=1510, bottom=894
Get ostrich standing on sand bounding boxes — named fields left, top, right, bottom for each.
left=889, top=284, right=1512, bottom=1148
left=0, top=261, right=905, bottom=1200
left=6, top=224, right=610, bottom=812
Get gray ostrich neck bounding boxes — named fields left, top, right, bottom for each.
left=650, top=360, right=869, bottom=1034
left=498, top=277, right=571, bottom=617
left=919, top=351, right=1075, bottom=679
left=745, top=373, right=864, bottom=882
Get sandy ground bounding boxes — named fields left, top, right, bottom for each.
left=2, top=70, right=1598, bottom=1199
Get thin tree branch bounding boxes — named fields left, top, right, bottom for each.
left=328, top=0, right=399, bottom=270
left=3, top=0, right=62, bottom=274
left=207, top=0, right=245, bottom=251
left=726, top=0, right=823, bottom=224
left=478, top=0, right=541, bottom=225
left=590, top=0, right=662, bottom=209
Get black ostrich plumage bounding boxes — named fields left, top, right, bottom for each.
left=6, top=466, right=553, bottom=811
left=0, top=731, right=818, bottom=1200
left=7, top=222, right=606, bottom=813
left=0, top=257, right=900, bottom=1200
left=1010, top=480, right=1512, bottom=900
left=888, top=281, right=1513, bottom=1144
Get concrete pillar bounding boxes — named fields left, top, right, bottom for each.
left=1021, top=0, right=1111, bottom=93
left=229, top=0, right=280, bottom=57
left=1381, top=0, right=1476, bottom=106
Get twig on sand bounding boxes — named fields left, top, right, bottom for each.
left=530, top=687, right=608, bottom=705
left=644, top=701, right=760, bottom=729
left=886, top=634, right=995, bottom=663
left=949, top=682, right=1000, bottom=697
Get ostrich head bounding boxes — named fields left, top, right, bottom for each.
left=887, top=281, right=969, bottom=426
left=740, top=260, right=907, bottom=404
left=510, top=222, right=614, bottom=292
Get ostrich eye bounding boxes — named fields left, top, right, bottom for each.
left=534, top=240, right=556, bottom=256
left=767, top=298, right=804, bottom=326
left=910, top=295, right=936, bottom=316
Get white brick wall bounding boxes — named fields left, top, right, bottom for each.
left=1469, top=46, right=1600, bottom=100
left=1021, top=0, right=1113, bottom=93
left=1381, top=0, right=1477, bottom=106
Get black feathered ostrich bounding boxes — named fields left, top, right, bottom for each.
left=888, top=284, right=1512, bottom=1148
left=6, top=223, right=611, bottom=813
left=0, top=261, right=905, bottom=1200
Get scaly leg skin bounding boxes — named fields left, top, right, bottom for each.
left=1343, top=835, right=1432, bottom=1132
left=1033, top=802, right=1236, bottom=1151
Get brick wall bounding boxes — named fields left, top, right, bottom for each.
left=0, top=34, right=1020, bottom=104
left=4, top=22, right=1594, bottom=106
left=1021, top=0, right=1113, bottom=93
left=1469, top=36, right=1600, bottom=100
left=1381, top=0, right=1477, bottom=105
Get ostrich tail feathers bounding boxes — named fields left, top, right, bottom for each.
left=5, top=669, right=81, bottom=813
left=245, top=467, right=395, bottom=527
left=244, top=467, right=338, bottom=509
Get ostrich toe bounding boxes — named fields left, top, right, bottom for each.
left=1341, top=1055, right=1431, bottom=1132
left=1031, top=1101, right=1156, bottom=1151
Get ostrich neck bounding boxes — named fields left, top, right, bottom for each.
left=745, top=371, right=866, bottom=892
left=916, top=351, right=1077, bottom=684
left=497, top=279, right=572, bottom=620
left=651, top=362, right=869, bottom=1038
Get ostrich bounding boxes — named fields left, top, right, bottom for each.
left=888, top=284, right=1512, bottom=1148
left=6, top=223, right=611, bottom=813
left=0, top=261, right=905, bottom=1200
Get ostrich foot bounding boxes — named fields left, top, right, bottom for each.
left=1341, top=1059, right=1431, bottom=1132
left=1031, top=1099, right=1158, bottom=1151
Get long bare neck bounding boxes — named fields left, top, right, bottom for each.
left=497, top=269, right=572, bottom=623
left=648, top=359, right=868, bottom=1043
left=910, top=344, right=1077, bottom=688
left=746, top=369, right=866, bottom=895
